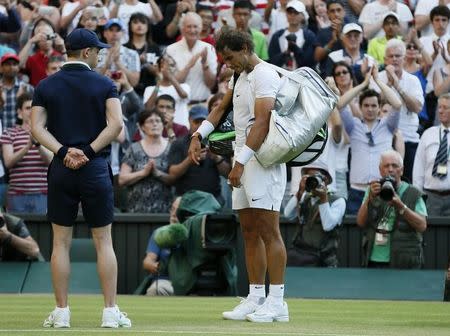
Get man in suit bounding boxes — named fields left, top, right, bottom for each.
left=31, top=28, right=131, bottom=329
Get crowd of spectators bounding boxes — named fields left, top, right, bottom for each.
left=0, top=0, right=450, bottom=270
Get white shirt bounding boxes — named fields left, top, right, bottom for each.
left=359, top=1, right=413, bottom=38
left=373, top=70, right=424, bottom=143
left=267, top=7, right=288, bottom=42
left=228, top=62, right=281, bottom=150
left=165, top=39, right=218, bottom=102
left=117, top=2, right=155, bottom=44
left=62, top=1, right=82, bottom=34
left=415, top=0, right=450, bottom=37
left=420, top=33, right=450, bottom=94
left=283, top=193, right=346, bottom=232
left=413, top=125, right=450, bottom=191
left=143, top=84, right=191, bottom=128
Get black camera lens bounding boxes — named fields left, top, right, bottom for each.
left=305, top=174, right=324, bottom=192
left=379, top=176, right=396, bottom=201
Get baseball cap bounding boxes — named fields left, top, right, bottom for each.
left=0, top=53, right=19, bottom=64
left=286, top=0, right=309, bottom=21
left=65, top=28, right=110, bottom=50
left=189, top=105, right=208, bottom=121
left=382, top=11, right=400, bottom=23
left=342, top=23, right=363, bottom=35
left=104, top=18, right=124, bottom=30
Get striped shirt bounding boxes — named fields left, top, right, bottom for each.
left=0, top=126, right=48, bottom=194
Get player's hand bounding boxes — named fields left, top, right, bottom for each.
left=188, top=135, right=202, bottom=165
left=228, top=162, right=244, bottom=188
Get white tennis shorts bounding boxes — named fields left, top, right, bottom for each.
left=232, top=157, right=286, bottom=211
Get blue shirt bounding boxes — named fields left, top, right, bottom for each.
left=146, top=232, right=171, bottom=279
left=32, top=63, right=118, bottom=156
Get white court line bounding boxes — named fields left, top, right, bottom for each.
left=0, top=330, right=380, bottom=336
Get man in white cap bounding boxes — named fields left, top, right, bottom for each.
left=326, top=22, right=367, bottom=82
left=283, top=159, right=346, bottom=267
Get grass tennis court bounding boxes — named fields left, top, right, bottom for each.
left=0, top=295, right=449, bottom=336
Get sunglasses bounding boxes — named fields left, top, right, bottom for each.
left=334, top=70, right=349, bottom=76
left=406, top=44, right=417, bottom=50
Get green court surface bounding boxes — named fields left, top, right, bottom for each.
left=0, top=295, right=449, bottom=336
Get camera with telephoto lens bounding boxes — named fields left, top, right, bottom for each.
left=305, top=172, right=325, bottom=192
left=379, top=175, right=397, bottom=201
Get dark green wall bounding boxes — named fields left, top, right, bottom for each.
left=22, top=214, right=450, bottom=295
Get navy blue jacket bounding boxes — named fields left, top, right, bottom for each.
left=32, top=63, right=118, bottom=156
left=268, top=28, right=318, bottom=69
left=0, top=8, right=21, bottom=33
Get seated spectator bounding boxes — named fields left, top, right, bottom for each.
left=358, top=0, right=413, bottom=41
left=18, top=18, right=66, bottom=86
left=413, top=93, right=450, bottom=216
left=96, top=18, right=141, bottom=88
left=338, top=66, right=402, bottom=214
left=0, top=93, right=52, bottom=214
left=268, top=0, right=317, bottom=69
left=77, top=6, right=101, bottom=34
left=46, top=55, right=64, bottom=76
left=110, top=0, right=162, bottom=43
left=144, top=54, right=190, bottom=128
left=0, top=209, right=42, bottom=261
left=326, top=23, right=367, bottom=82
left=367, top=12, right=402, bottom=66
left=374, top=39, right=424, bottom=183
left=284, top=159, right=346, bottom=267
left=119, top=109, right=175, bottom=213
left=168, top=105, right=231, bottom=205
left=166, top=12, right=217, bottom=105
left=356, top=150, right=427, bottom=269
left=142, top=197, right=181, bottom=296
left=0, top=53, right=33, bottom=130
left=309, top=0, right=331, bottom=34
left=123, top=12, right=162, bottom=97
left=216, top=0, right=264, bottom=33
left=155, top=95, right=189, bottom=142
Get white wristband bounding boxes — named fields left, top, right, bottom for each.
left=196, top=120, right=215, bottom=139
left=235, top=145, right=255, bottom=165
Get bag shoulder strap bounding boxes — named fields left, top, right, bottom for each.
left=262, top=61, right=302, bottom=83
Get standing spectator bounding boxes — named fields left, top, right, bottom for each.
left=124, top=12, right=162, bottom=97
left=338, top=66, right=402, bottom=214
left=315, top=0, right=350, bottom=77
left=0, top=53, right=33, bottom=129
left=1, top=93, right=52, bottom=214
left=419, top=6, right=450, bottom=97
left=309, top=0, right=331, bottom=34
left=144, top=54, right=190, bottom=127
left=168, top=105, right=231, bottom=205
left=46, top=55, right=65, bottom=76
left=97, top=18, right=141, bottom=88
left=268, top=0, right=317, bottom=69
left=119, top=109, right=175, bottom=213
left=358, top=0, right=413, bottom=40
left=265, top=0, right=289, bottom=41
left=0, top=0, right=21, bottom=33
left=198, top=5, right=216, bottom=46
left=232, top=0, right=269, bottom=60
left=367, top=12, right=402, bottom=66
left=326, top=23, right=366, bottom=82
left=342, top=0, right=365, bottom=23
left=166, top=12, right=217, bottom=105
left=413, top=93, right=450, bottom=216
left=155, top=95, right=189, bottom=142
left=375, top=39, right=424, bottom=183
left=19, top=19, right=67, bottom=87
left=77, top=6, right=101, bottom=35
left=415, top=0, right=450, bottom=38
left=111, top=0, right=162, bottom=43
left=356, top=150, right=427, bottom=269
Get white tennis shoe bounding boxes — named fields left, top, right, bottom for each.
left=101, top=305, right=131, bottom=328
left=43, top=307, right=70, bottom=328
left=246, top=296, right=289, bottom=323
left=222, top=296, right=264, bottom=321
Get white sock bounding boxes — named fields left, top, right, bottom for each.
left=269, top=284, right=285, bottom=303
left=55, top=306, right=69, bottom=311
left=248, top=284, right=265, bottom=302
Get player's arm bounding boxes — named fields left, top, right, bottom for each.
left=188, top=88, right=232, bottom=164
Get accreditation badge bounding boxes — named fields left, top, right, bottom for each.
left=375, top=220, right=389, bottom=246
left=437, top=164, right=448, bottom=176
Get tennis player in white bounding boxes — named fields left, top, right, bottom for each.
left=188, top=28, right=288, bottom=323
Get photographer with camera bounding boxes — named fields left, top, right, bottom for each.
left=356, top=150, right=427, bottom=269
left=268, top=0, right=317, bottom=70
left=0, top=209, right=42, bottom=262
left=284, top=160, right=346, bottom=267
